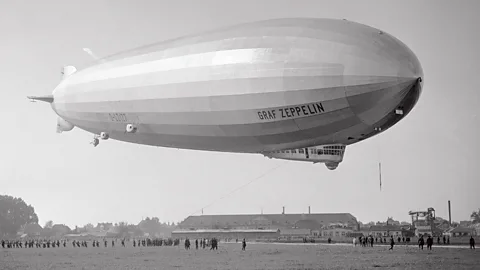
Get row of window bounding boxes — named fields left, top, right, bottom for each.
left=323, top=231, right=348, bottom=237
left=324, top=145, right=346, bottom=150
left=272, top=149, right=344, bottom=156
left=322, top=231, right=403, bottom=237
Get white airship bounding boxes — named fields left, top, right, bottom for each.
left=28, top=18, right=424, bottom=170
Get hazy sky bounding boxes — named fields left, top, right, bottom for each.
left=1, top=0, right=479, bottom=229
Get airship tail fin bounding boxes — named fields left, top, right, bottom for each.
left=27, top=95, right=54, bottom=103
left=83, top=48, right=99, bottom=61
left=83, top=48, right=107, bottom=64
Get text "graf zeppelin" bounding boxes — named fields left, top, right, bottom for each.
left=257, top=102, right=325, bottom=121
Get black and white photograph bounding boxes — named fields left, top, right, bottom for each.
left=1, top=0, right=479, bottom=269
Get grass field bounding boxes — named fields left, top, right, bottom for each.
left=0, top=242, right=478, bottom=270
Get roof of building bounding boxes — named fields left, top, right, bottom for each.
left=449, top=226, right=474, bottom=233
left=51, top=224, right=71, bottom=232
left=369, top=225, right=402, bottom=231
left=295, top=219, right=322, bottom=230
left=280, top=228, right=311, bottom=235
left=179, top=213, right=357, bottom=229
left=173, top=229, right=279, bottom=234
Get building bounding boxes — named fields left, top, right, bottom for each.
left=459, top=221, right=473, bottom=227
left=322, top=227, right=354, bottom=238
left=50, top=224, right=71, bottom=238
left=294, top=219, right=322, bottom=237
left=368, top=225, right=403, bottom=237
left=474, top=224, right=480, bottom=236
left=176, top=213, right=358, bottom=240
left=178, top=213, right=358, bottom=231
left=386, top=217, right=400, bottom=226
left=96, top=223, right=113, bottom=231
left=280, top=228, right=311, bottom=238
left=447, top=226, right=475, bottom=237
left=172, top=229, right=280, bottom=240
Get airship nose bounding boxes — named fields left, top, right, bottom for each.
left=345, top=32, right=423, bottom=126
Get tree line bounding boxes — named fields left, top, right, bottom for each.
left=0, top=194, right=178, bottom=238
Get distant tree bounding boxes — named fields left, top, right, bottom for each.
left=44, top=220, right=53, bottom=229
left=0, top=195, right=39, bottom=236
left=133, top=226, right=144, bottom=237
left=116, top=222, right=130, bottom=237
left=471, top=209, right=480, bottom=224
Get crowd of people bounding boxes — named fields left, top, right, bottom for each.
left=1, top=237, right=251, bottom=251
left=351, top=235, right=476, bottom=250
left=0, top=238, right=179, bottom=249
left=183, top=238, right=247, bottom=251
left=2, top=235, right=475, bottom=251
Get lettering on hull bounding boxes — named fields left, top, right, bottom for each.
left=108, top=113, right=128, bottom=122
left=257, top=102, right=325, bottom=121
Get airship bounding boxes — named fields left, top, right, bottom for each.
left=28, top=18, right=423, bottom=170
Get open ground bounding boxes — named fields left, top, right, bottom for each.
left=0, top=242, right=478, bottom=270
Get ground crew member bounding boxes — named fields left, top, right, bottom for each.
left=242, top=238, right=246, bottom=251
left=426, top=236, right=433, bottom=250
left=418, top=236, right=425, bottom=250
left=389, top=236, right=395, bottom=250
left=470, top=236, right=475, bottom=249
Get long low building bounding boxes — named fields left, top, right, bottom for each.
left=172, top=229, right=280, bottom=240
left=178, top=213, right=359, bottom=231
left=173, top=212, right=359, bottom=240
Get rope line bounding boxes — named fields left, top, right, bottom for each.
left=188, top=163, right=285, bottom=216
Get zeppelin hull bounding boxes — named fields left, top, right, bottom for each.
left=52, top=18, right=423, bottom=152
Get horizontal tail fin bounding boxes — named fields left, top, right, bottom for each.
left=27, top=95, right=54, bottom=103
